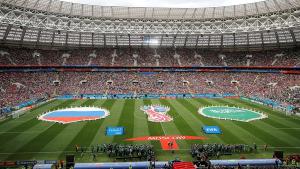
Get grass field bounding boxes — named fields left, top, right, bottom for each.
left=0, top=98, right=300, bottom=162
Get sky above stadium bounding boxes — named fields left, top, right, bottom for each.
left=63, top=0, right=264, bottom=8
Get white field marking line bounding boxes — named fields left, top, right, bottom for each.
left=0, top=151, right=105, bottom=155
left=0, top=131, right=44, bottom=134
left=133, top=110, right=148, bottom=120
left=6, top=103, right=70, bottom=124
left=160, top=122, right=167, bottom=136
left=275, top=128, right=300, bottom=129
left=0, top=123, right=56, bottom=134
left=6, top=120, right=31, bottom=123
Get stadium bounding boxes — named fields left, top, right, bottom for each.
left=0, top=0, right=300, bottom=168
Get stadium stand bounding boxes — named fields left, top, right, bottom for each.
left=1, top=48, right=300, bottom=67
left=0, top=71, right=299, bottom=113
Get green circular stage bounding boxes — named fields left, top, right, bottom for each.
left=198, top=106, right=267, bottom=122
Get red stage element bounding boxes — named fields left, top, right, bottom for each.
left=44, top=116, right=99, bottom=123
left=173, top=162, right=195, bottom=169
left=125, top=135, right=207, bottom=150
left=160, top=139, right=179, bottom=150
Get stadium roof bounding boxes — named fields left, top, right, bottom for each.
left=0, top=0, right=299, bottom=48
left=1, top=0, right=299, bottom=19
left=62, top=0, right=264, bottom=8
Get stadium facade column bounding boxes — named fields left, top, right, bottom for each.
left=172, top=35, right=176, bottom=48
left=208, top=35, right=211, bottom=49
left=233, top=33, right=236, bottom=50
left=103, top=34, right=106, bottom=46
left=274, top=31, right=280, bottom=49
left=289, top=29, right=297, bottom=47
left=20, top=26, right=27, bottom=45
left=246, top=33, right=249, bottom=50
left=195, top=35, right=199, bottom=47
left=3, top=24, right=12, bottom=42
left=160, top=35, right=164, bottom=46
left=92, top=33, right=94, bottom=47
left=65, top=21, right=71, bottom=47
left=220, top=34, right=224, bottom=50
left=65, top=31, right=69, bottom=47
left=51, top=31, right=55, bottom=46
left=184, top=35, right=188, bottom=47
left=261, top=32, right=265, bottom=50
left=128, top=34, right=131, bottom=47
left=79, top=32, right=82, bottom=47
left=36, top=29, right=42, bottom=46
left=115, top=35, right=118, bottom=47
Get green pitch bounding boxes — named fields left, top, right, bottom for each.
left=0, top=98, right=300, bottom=162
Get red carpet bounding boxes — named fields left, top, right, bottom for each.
left=173, top=162, right=195, bottom=169
left=160, top=139, right=179, bottom=150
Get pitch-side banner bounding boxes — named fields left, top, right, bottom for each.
left=106, top=126, right=125, bottom=136
left=202, top=126, right=222, bottom=134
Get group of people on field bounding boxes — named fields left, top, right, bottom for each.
left=75, top=143, right=154, bottom=161
left=191, top=144, right=254, bottom=159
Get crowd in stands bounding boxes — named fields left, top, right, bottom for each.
left=0, top=47, right=300, bottom=67
left=0, top=71, right=299, bottom=112
left=0, top=47, right=299, bottom=113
